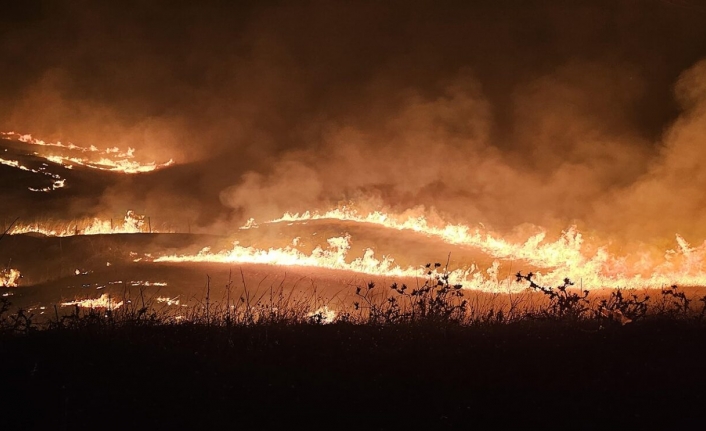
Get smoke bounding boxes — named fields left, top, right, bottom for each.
left=592, top=59, right=706, bottom=242
left=2, top=0, right=706, bottom=242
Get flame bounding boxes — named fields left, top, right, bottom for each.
left=156, top=296, right=182, bottom=306
left=4, top=129, right=706, bottom=291
left=308, top=306, right=337, bottom=323
left=45, top=154, right=174, bottom=174
left=267, top=207, right=583, bottom=266
left=155, top=235, right=422, bottom=277
left=62, top=293, right=123, bottom=309
left=146, top=206, right=706, bottom=292
left=1, top=132, right=174, bottom=174
left=10, top=210, right=163, bottom=236
left=0, top=156, right=66, bottom=192
left=129, top=281, right=167, bottom=287
left=258, top=207, right=706, bottom=289
left=1, top=269, right=21, bottom=287
left=151, top=234, right=491, bottom=289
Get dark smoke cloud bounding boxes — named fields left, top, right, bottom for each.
left=2, top=0, right=706, bottom=241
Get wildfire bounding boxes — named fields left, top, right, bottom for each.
left=62, top=293, right=123, bottom=309
left=4, top=126, right=706, bottom=292
left=1, top=269, right=21, bottom=287
left=129, top=281, right=168, bottom=287
left=1, top=132, right=174, bottom=174
left=267, top=207, right=585, bottom=267
left=260, top=207, right=706, bottom=289
left=148, top=206, right=706, bottom=292
left=152, top=234, right=446, bottom=279
left=156, top=296, right=183, bottom=306
left=308, top=306, right=337, bottom=324
left=10, top=210, right=159, bottom=236
left=0, top=156, right=66, bottom=192
left=44, top=155, right=174, bottom=174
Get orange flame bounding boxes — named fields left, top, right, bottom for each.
left=1, top=132, right=174, bottom=174
left=308, top=306, right=337, bottom=323
left=153, top=235, right=433, bottom=277
left=62, top=293, right=123, bottom=309
left=258, top=207, right=706, bottom=289
left=0, top=156, right=66, bottom=192
left=156, top=296, right=184, bottom=306
left=1, top=269, right=21, bottom=287
left=146, top=207, right=706, bottom=291
left=10, top=210, right=161, bottom=236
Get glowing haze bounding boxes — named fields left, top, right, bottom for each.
left=2, top=1, right=706, bottom=291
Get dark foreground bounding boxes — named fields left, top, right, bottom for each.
left=2, top=320, right=706, bottom=430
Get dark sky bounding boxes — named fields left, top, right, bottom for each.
left=2, top=0, right=706, bottom=241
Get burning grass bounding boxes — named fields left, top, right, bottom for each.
left=8, top=210, right=164, bottom=236
left=4, top=265, right=706, bottom=332
left=1, top=131, right=175, bottom=174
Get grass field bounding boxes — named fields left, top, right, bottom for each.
left=3, top=275, right=706, bottom=430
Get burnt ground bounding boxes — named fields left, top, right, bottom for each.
left=2, top=319, right=706, bottom=430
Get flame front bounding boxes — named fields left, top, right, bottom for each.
left=153, top=235, right=440, bottom=279
left=62, top=293, right=123, bottom=309
left=148, top=206, right=706, bottom=291
left=260, top=207, right=706, bottom=289
left=0, top=156, right=66, bottom=192
left=10, top=210, right=161, bottom=236
left=1, top=132, right=174, bottom=174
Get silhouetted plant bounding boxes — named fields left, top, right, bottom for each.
left=351, top=262, right=467, bottom=324
left=659, top=285, right=692, bottom=318
left=8, top=308, right=35, bottom=334
left=699, top=295, right=706, bottom=320
left=0, top=297, right=9, bottom=319
left=597, top=289, right=649, bottom=324
left=0, top=298, right=37, bottom=334
left=516, top=271, right=589, bottom=320
left=412, top=263, right=467, bottom=322
left=354, top=281, right=392, bottom=324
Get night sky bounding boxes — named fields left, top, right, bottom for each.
left=2, top=0, right=706, bottom=243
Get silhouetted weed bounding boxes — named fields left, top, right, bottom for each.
left=597, top=289, right=649, bottom=324
left=515, top=271, right=589, bottom=320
